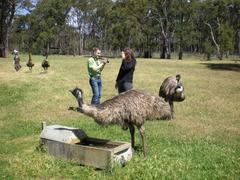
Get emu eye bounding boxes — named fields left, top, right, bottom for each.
left=176, top=86, right=183, bottom=93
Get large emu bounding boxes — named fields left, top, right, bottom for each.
left=69, top=88, right=171, bottom=157
left=159, top=74, right=185, bottom=118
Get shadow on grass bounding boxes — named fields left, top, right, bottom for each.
left=201, top=63, right=240, bottom=72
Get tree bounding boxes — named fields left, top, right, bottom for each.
left=29, top=0, right=72, bottom=56
left=148, top=0, right=175, bottom=59
left=104, top=0, right=144, bottom=51
left=0, top=0, right=18, bottom=57
left=199, top=0, right=235, bottom=60
left=0, top=0, right=34, bottom=58
left=219, top=22, right=234, bottom=58
left=203, top=40, right=214, bottom=60
left=173, top=0, right=196, bottom=60
left=7, top=0, right=240, bottom=58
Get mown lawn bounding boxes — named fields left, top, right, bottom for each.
left=0, top=54, right=239, bottom=179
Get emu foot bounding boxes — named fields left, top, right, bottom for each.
left=131, top=145, right=147, bottom=157
left=132, top=145, right=142, bottom=152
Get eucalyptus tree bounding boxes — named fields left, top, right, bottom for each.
left=29, top=0, right=72, bottom=56
left=172, top=0, right=198, bottom=60
left=148, top=0, right=175, bottom=59
left=224, top=0, right=240, bottom=56
left=125, top=0, right=154, bottom=58
left=103, top=0, right=145, bottom=52
left=69, top=0, right=90, bottom=55
left=198, top=0, right=235, bottom=60
left=0, top=0, right=33, bottom=57
left=11, top=14, right=35, bottom=59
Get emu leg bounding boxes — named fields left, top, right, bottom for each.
left=169, top=101, right=174, bottom=119
left=139, top=125, right=147, bottom=157
left=129, top=124, right=135, bottom=149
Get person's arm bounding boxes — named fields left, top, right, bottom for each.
left=116, top=61, right=124, bottom=81
left=89, top=58, right=107, bottom=72
left=115, top=61, right=124, bottom=89
left=99, top=59, right=108, bottom=71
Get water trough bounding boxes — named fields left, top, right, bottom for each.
left=39, top=123, right=132, bottom=169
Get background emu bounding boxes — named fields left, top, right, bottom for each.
left=26, top=54, right=34, bottom=71
left=13, top=50, right=21, bottom=71
left=159, top=74, right=185, bottom=118
left=69, top=88, right=171, bottom=157
left=42, top=58, right=50, bottom=71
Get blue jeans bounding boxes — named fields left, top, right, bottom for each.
left=89, top=76, right=102, bottom=105
left=118, top=82, right=133, bottom=94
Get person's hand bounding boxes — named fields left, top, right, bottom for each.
left=102, top=58, right=109, bottom=64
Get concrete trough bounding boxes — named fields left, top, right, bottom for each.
left=39, top=123, right=132, bottom=169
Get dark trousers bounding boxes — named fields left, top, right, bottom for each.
left=118, top=82, right=133, bottom=94
left=89, top=76, right=102, bottom=105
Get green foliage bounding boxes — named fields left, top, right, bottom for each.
left=28, top=0, right=72, bottom=53
left=219, top=22, right=234, bottom=54
left=203, top=41, right=214, bottom=60
left=8, top=0, right=240, bottom=58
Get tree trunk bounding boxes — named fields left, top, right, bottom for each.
left=178, top=11, right=183, bottom=60
left=178, top=50, right=183, bottom=60
left=79, top=32, right=83, bottom=55
left=160, top=39, right=166, bottom=59
left=45, top=42, right=49, bottom=59
left=204, top=22, right=222, bottom=60
left=178, top=37, right=183, bottom=60
left=166, top=38, right=171, bottom=59
left=0, top=37, right=7, bottom=58
left=207, top=53, right=211, bottom=61
left=28, top=52, right=31, bottom=60
left=0, top=16, right=8, bottom=58
left=0, top=1, right=16, bottom=58
left=238, top=29, right=240, bottom=57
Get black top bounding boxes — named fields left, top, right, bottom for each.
left=116, top=59, right=136, bottom=84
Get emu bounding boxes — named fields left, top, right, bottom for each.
left=42, top=58, right=50, bottom=71
left=13, top=50, right=21, bottom=71
left=159, top=74, right=185, bottom=118
left=69, top=75, right=185, bottom=157
left=26, top=54, right=34, bottom=72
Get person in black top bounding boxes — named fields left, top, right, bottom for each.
left=115, top=48, right=137, bottom=94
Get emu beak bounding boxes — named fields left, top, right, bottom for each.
left=69, top=90, right=73, bottom=93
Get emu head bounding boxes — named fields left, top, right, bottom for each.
left=69, top=87, right=83, bottom=107
left=159, top=74, right=185, bottom=102
left=174, top=75, right=185, bottom=102
left=13, top=49, right=18, bottom=55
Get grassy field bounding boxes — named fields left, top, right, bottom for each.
left=0, top=54, right=240, bottom=179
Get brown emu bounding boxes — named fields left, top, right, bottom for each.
left=26, top=54, right=34, bottom=71
left=159, top=74, right=185, bottom=118
left=42, top=58, right=50, bottom=71
left=69, top=88, right=171, bottom=157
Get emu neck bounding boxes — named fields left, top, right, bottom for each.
left=81, top=104, right=98, bottom=118
left=78, top=99, right=83, bottom=107
left=76, top=93, right=83, bottom=107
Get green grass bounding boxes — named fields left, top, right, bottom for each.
left=0, top=54, right=240, bottom=179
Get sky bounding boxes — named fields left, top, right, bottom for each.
left=16, top=0, right=38, bottom=16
